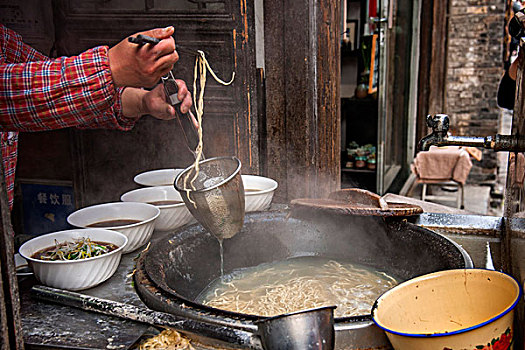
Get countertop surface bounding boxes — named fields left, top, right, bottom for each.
left=20, top=241, right=152, bottom=350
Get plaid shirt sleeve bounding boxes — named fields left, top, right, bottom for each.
left=0, top=24, right=137, bottom=210
left=0, top=24, right=136, bottom=132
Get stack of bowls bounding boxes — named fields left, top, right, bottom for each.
left=120, top=186, right=194, bottom=232
left=242, top=174, right=278, bottom=212
left=133, top=168, right=183, bottom=187
left=133, top=169, right=278, bottom=212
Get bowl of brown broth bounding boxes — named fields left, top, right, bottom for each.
left=120, top=186, right=194, bottom=232
left=135, top=171, right=277, bottom=212
left=242, top=175, right=278, bottom=212
left=19, top=228, right=128, bottom=290
left=67, top=202, right=159, bottom=253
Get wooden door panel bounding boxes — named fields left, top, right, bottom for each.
left=66, top=0, right=145, bottom=13
left=53, top=0, right=257, bottom=206
left=66, top=0, right=228, bottom=14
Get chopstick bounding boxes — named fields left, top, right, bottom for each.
left=128, top=34, right=205, bottom=56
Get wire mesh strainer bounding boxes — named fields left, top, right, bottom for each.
left=174, top=156, right=245, bottom=240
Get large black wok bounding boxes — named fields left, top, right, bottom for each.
left=135, top=209, right=472, bottom=349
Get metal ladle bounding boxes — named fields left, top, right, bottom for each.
left=256, top=306, right=336, bottom=350
left=174, top=156, right=245, bottom=240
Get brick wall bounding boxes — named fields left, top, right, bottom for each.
left=446, top=0, right=506, bottom=183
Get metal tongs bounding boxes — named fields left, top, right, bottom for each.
left=161, top=71, right=204, bottom=160
left=128, top=34, right=204, bottom=160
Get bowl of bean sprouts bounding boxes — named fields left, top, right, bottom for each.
left=19, top=228, right=128, bottom=290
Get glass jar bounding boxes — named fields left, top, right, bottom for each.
left=367, top=159, right=376, bottom=170
left=355, top=156, right=367, bottom=168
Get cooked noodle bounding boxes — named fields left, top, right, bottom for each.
left=138, top=329, right=194, bottom=350
left=182, top=51, right=235, bottom=206
left=199, top=258, right=398, bottom=318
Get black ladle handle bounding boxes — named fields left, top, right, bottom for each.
left=128, top=34, right=204, bottom=56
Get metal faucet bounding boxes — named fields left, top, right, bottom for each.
left=418, top=114, right=525, bottom=152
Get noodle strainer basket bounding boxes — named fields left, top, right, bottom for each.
left=174, top=156, right=245, bottom=240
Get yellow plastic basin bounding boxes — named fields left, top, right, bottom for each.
left=372, top=269, right=521, bottom=350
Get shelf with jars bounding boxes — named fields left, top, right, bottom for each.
left=343, top=142, right=376, bottom=172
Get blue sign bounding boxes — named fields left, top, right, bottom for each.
left=21, top=183, right=75, bottom=236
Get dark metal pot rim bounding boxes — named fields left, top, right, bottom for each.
left=141, top=212, right=473, bottom=325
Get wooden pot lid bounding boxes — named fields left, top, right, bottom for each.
left=290, top=188, right=423, bottom=217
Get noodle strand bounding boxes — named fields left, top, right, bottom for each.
left=182, top=51, right=235, bottom=206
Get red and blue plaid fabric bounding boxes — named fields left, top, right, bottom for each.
left=0, top=24, right=135, bottom=209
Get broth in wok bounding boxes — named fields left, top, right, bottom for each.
left=197, top=256, right=399, bottom=318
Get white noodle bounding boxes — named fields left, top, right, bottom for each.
left=182, top=51, right=235, bottom=206
left=200, top=258, right=398, bottom=318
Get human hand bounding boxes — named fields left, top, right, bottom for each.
left=122, top=80, right=195, bottom=124
left=143, top=79, right=193, bottom=120
left=109, top=26, right=178, bottom=88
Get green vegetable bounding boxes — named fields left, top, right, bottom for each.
left=39, top=237, right=114, bottom=261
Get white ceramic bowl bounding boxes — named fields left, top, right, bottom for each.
left=120, top=186, right=194, bottom=232
left=135, top=170, right=278, bottom=212
left=19, top=229, right=127, bottom=291
left=67, top=202, right=159, bottom=253
left=134, top=168, right=184, bottom=187
left=242, top=175, right=278, bottom=212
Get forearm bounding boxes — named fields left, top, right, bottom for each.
left=0, top=46, right=134, bottom=132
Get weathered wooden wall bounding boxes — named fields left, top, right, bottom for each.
left=264, top=0, right=340, bottom=202
left=9, top=0, right=341, bottom=211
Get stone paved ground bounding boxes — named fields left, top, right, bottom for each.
left=407, top=183, right=502, bottom=216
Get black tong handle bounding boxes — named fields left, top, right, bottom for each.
left=162, top=76, right=203, bottom=159
left=128, top=34, right=160, bottom=45
left=128, top=34, right=203, bottom=56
